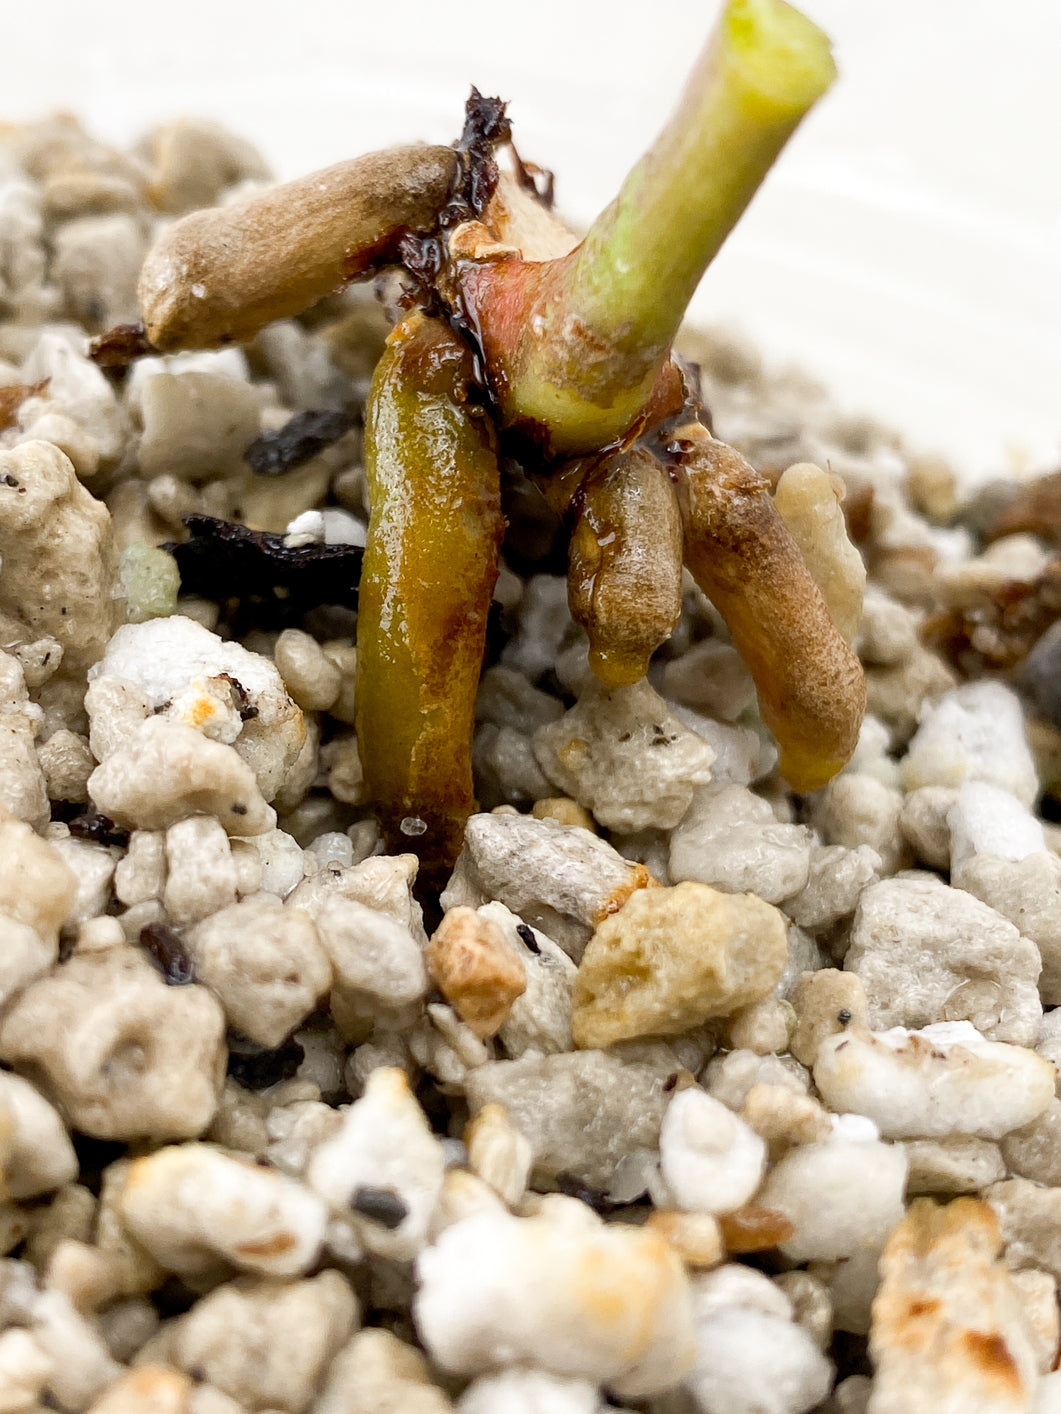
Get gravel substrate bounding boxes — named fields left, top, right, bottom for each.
left=0, top=114, right=1060, bottom=1414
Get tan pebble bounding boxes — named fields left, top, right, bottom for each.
left=645, top=1210, right=724, bottom=1269
left=727, top=997, right=791, bottom=1055
left=38, top=728, right=94, bottom=804
left=788, top=969, right=869, bottom=1069
left=531, top=797, right=597, bottom=832
left=1008, top=1268, right=1060, bottom=1375
left=316, top=1327, right=454, bottom=1414
left=740, top=1083, right=832, bottom=1158
left=869, top=1198, right=1039, bottom=1413
left=85, top=1365, right=194, bottom=1414
left=0, top=809, right=77, bottom=946
left=464, top=1103, right=533, bottom=1207
left=426, top=907, right=527, bottom=1039
left=718, top=1204, right=796, bottom=1254
left=571, top=881, right=787, bottom=1049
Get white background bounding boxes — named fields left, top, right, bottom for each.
left=4, top=0, right=1059, bottom=481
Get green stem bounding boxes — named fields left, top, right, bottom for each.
left=465, top=0, right=835, bottom=457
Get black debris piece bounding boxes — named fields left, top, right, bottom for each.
left=67, top=807, right=130, bottom=849
left=351, top=1184, right=409, bottom=1230
left=244, top=409, right=356, bottom=476
left=226, top=1033, right=306, bottom=1090
left=168, top=513, right=362, bottom=625
left=140, top=922, right=196, bottom=986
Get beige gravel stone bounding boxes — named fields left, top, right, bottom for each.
left=1002, top=1100, right=1061, bottom=1188
left=904, top=1137, right=1007, bottom=1195
left=0, top=1326, right=51, bottom=1412
left=845, top=874, right=1043, bottom=1046
left=670, top=782, right=813, bottom=905
left=789, top=969, right=870, bottom=1069
left=0, top=1071, right=77, bottom=1201
left=987, top=1179, right=1061, bottom=1285
left=172, top=1270, right=358, bottom=1413
left=37, top=727, right=93, bottom=805
left=464, top=1046, right=674, bottom=1192
left=426, top=907, right=526, bottom=1039
left=0, top=946, right=225, bottom=1141
left=186, top=896, right=331, bottom=1048
left=0, top=809, right=77, bottom=948
left=163, top=815, right=237, bottom=925
left=273, top=628, right=342, bottom=712
left=571, top=882, right=788, bottom=1049
left=464, top=1104, right=533, bottom=1208
left=812, top=772, right=906, bottom=875
left=88, top=716, right=275, bottom=835
left=1010, top=1268, right=1061, bottom=1377
left=0, top=440, right=120, bottom=681
left=118, top=1142, right=327, bottom=1280
left=868, top=1198, right=1039, bottom=1414
left=477, top=903, right=577, bottom=1057
left=84, top=1365, right=244, bottom=1414
left=317, top=1328, right=454, bottom=1414
left=441, top=810, right=656, bottom=960
left=955, top=851, right=1061, bottom=1005
left=533, top=679, right=715, bottom=833
left=900, top=785, right=959, bottom=870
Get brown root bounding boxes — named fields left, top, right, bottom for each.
left=676, top=427, right=865, bottom=791
left=138, top=145, right=458, bottom=352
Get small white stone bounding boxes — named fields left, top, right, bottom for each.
left=477, top=902, right=577, bottom=1056
left=114, top=829, right=166, bottom=906
left=314, top=895, right=428, bottom=1020
left=185, top=896, right=332, bottom=1048
left=29, top=1289, right=120, bottom=1408
left=901, top=680, right=1038, bottom=806
left=757, top=1136, right=908, bottom=1264
left=415, top=1205, right=695, bottom=1396
left=948, top=780, right=1045, bottom=869
left=659, top=1088, right=766, bottom=1216
left=686, top=1265, right=833, bottom=1414
left=442, top=811, right=654, bottom=960
left=533, top=679, right=715, bottom=833
left=307, top=1067, right=445, bottom=1261
left=163, top=815, right=237, bottom=924
left=845, top=873, right=1042, bottom=1045
left=783, top=844, right=880, bottom=933
left=458, top=1370, right=600, bottom=1414
left=953, top=849, right=1061, bottom=1004
left=0, top=1071, right=78, bottom=1200
left=240, top=826, right=306, bottom=898
left=118, top=1142, right=326, bottom=1279
left=90, top=616, right=305, bottom=800
left=670, top=783, right=813, bottom=905
left=814, top=1021, right=1056, bottom=1140
left=288, top=851, right=426, bottom=943
left=316, top=1327, right=452, bottom=1414
left=0, top=1326, right=51, bottom=1411
left=88, top=716, right=276, bottom=835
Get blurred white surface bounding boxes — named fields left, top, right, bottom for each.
left=4, top=0, right=1059, bottom=480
